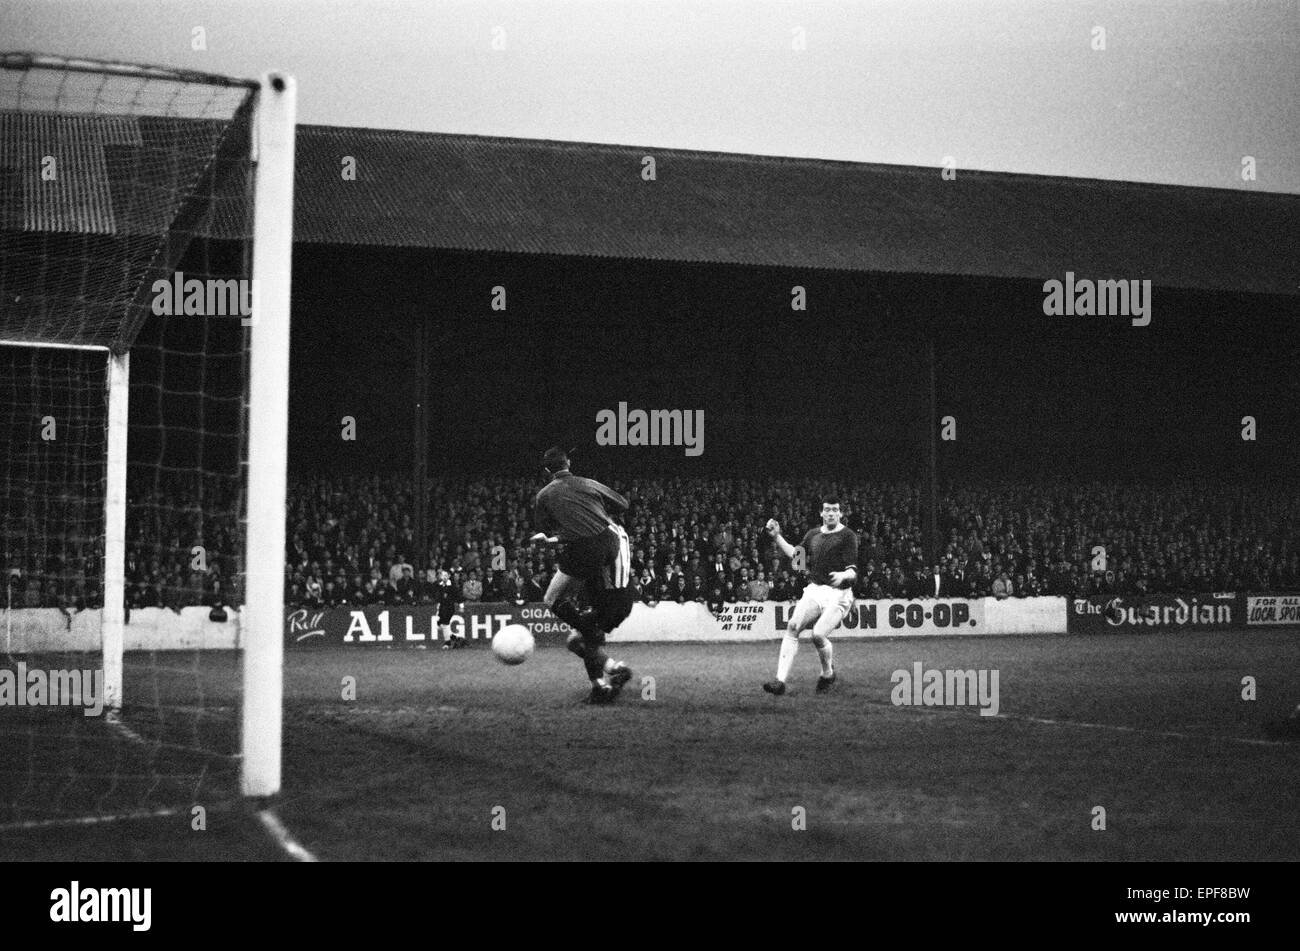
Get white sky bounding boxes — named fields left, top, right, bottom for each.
left=3, top=0, right=1298, bottom=191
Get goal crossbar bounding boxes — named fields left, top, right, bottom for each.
left=0, top=52, right=262, bottom=92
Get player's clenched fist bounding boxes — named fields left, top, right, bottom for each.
left=765, top=518, right=781, bottom=537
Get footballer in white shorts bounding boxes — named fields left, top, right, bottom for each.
left=763, top=499, right=860, bottom=695
left=791, top=581, right=856, bottom=630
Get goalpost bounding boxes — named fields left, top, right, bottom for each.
left=242, top=68, right=294, bottom=798
left=0, top=53, right=293, bottom=823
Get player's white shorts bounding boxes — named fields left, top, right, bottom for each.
left=791, top=582, right=855, bottom=630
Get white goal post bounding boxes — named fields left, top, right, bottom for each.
left=242, top=70, right=296, bottom=798
left=103, top=349, right=128, bottom=712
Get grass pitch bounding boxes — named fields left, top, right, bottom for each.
left=2, top=629, right=1297, bottom=861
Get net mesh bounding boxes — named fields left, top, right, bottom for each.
left=0, top=54, right=259, bottom=825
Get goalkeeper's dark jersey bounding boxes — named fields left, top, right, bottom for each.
left=800, top=526, right=859, bottom=587
left=534, top=471, right=629, bottom=542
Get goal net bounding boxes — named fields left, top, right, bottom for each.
left=0, top=53, right=293, bottom=828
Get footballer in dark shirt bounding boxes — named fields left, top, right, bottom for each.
left=762, top=499, right=859, bottom=695
left=531, top=447, right=634, bottom=704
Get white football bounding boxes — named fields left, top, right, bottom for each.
left=491, top=623, right=535, bottom=665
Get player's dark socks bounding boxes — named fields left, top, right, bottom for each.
left=565, top=631, right=586, bottom=659
left=584, top=647, right=610, bottom=682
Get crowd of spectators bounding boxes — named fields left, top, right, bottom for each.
left=2, top=475, right=242, bottom=613
left=5, top=474, right=1298, bottom=611
left=277, top=474, right=1300, bottom=610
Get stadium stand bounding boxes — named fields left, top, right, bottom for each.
left=6, top=473, right=1297, bottom=611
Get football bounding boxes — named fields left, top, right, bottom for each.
left=491, top=624, right=535, bottom=665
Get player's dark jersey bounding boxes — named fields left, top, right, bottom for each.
left=799, top=526, right=859, bottom=587
left=533, top=471, right=629, bottom=541
left=431, top=579, right=457, bottom=623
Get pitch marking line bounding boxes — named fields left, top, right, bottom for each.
left=0, top=807, right=179, bottom=833
left=988, top=710, right=1289, bottom=748
left=875, top=700, right=1290, bottom=747
left=331, top=700, right=1292, bottom=747
left=323, top=705, right=463, bottom=716
left=257, top=808, right=319, bottom=862
left=105, top=709, right=148, bottom=746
